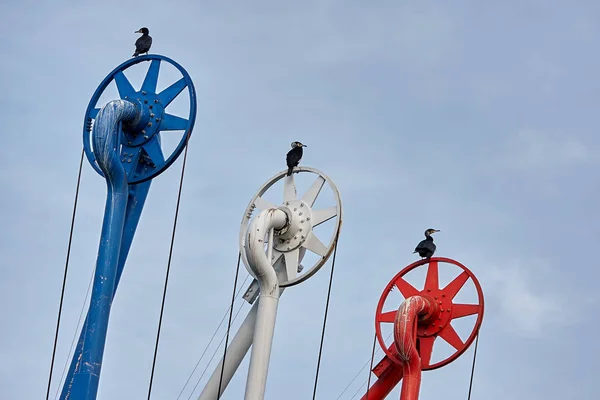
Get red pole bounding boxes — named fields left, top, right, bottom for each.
left=394, top=296, right=435, bottom=400
left=359, top=356, right=403, bottom=400
left=362, top=296, right=437, bottom=400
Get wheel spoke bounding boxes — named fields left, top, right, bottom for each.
left=160, top=113, right=189, bottom=131
left=141, top=59, right=161, bottom=94
left=283, top=249, right=300, bottom=280
left=302, top=231, right=327, bottom=257
left=157, top=78, right=187, bottom=108
left=378, top=310, right=397, bottom=323
left=441, top=271, right=470, bottom=300
left=311, top=206, right=337, bottom=227
left=424, top=260, right=439, bottom=291
left=283, top=175, right=297, bottom=202
left=271, top=249, right=283, bottom=265
left=141, top=136, right=165, bottom=165
left=254, top=196, right=276, bottom=211
left=439, top=323, right=463, bottom=351
left=90, top=108, right=100, bottom=118
left=114, top=71, right=136, bottom=99
left=451, top=303, right=480, bottom=319
left=301, top=176, right=325, bottom=207
left=394, top=278, right=419, bottom=299
left=418, top=336, right=435, bottom=366
left=298, top=246, right=307, bottom=262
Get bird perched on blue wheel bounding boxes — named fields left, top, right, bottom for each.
left=133, top=27, right=152, bottom=57
left=414, top=229, right=440, bottom=259
left=286, top=141, right=307, bottom=176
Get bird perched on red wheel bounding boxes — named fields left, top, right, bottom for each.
left=414, top=229, right=440, bottom=258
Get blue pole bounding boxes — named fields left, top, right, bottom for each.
left=59, top=179, right=150, bottom=399
left=60, top=100, right=138, bottom=400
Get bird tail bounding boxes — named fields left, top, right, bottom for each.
left=287, top=166, right=293, bottom=176
left=132, top=51, right=139, bottom=57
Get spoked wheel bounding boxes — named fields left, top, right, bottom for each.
left=83, top=54, right=197, bottom=184
left=240, top=167, right=343, bottom=287
left=375, top=257, right=484, bottom=370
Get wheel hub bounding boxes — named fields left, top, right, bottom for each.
left=273, top=199, right=313, bottom=252
left=416, top=293, right=451, bottom=338
left=122, top=92, right=165, bottom=146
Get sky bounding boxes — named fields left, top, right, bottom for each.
left=1, top=0, right=599, bottom=399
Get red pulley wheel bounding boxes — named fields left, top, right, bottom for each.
left=375, top=257, right=484, bottom=370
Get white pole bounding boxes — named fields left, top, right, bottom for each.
left=197, top=209, right=287, bottom=400
left=197, top=300, right=258, bottom=400
left=243, top=209, right=287, bottom=400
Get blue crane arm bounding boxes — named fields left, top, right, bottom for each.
left=60, top=100, right=151, bottom=400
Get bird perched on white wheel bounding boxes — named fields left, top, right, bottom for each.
left=286, top=141, right=307, bottom=176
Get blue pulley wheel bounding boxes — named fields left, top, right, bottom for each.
left=83, top=54, right=197, bottom=184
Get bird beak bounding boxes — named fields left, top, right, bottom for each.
left=302, top=144, right=307, bottom=147
left=135, top=29, right=141, bottom=33
left=434, top=229, right=440, bottom=232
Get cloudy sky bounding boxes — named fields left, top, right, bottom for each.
left=1, top=0, right=599, bottom=399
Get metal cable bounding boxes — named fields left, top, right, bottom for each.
left=147, top=132, right=192, bottom=400
left=187, top=299, right=246, bottom=399
left=365, top=333, right=377, bottom=400
left=176, top=273, right=250, bottom=399
left=53, top=266, right=96, bottom=400
left=467, top=331, right=480, bottom=400
left=334, top=333, right=391, bottom=400
left=311, top=237, right=340, bottom=400
left=335, top=335, right=377, bottom=400
left=216, top=252, right=242, bottom=399
left=45, top=148, right=85, bottom=400
left=349, top=379, right=368, bottom=400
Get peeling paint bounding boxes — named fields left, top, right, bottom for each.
left=393, top=296, right=432, bottom=400
left=59, top=99, right=139, bottom=400
left=242, top=207, right=288, bottom=398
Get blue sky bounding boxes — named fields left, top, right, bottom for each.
left=1, top=0, right=599, bottom=399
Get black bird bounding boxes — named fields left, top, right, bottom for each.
left=133, top=27, right=152, bottom=57
left=286, top=141, right=306, bottom=176
left=413, top=229, right=440, bottom=259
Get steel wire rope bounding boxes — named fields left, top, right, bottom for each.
left=311, top=234, right=340, bottom=400
left=349, top=378, right=369, bottom=400
left=334, top=359, right=370, bottom=400
left=365, top=333, right=377, bottom=400
left=45, top=148, right=85, bottom=400
left=52, top=266, right=96, bottom=400
left=466, top=331, right=480, bottom=400
left=176, top=272, right=250, bottom=399
left=337, top=284, right=406, bottom=399
left=334, top=332, right=392, bottom=400
left=186, top=299, right=247, bottom=399
left=147, top=131, right=192, bottom=400
left=216, top=252, right=242, bottom=399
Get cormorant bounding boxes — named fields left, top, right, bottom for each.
left=133, top=27, right=152, bottom=57
left=413, top=229, right=440, bottom=258
left=286, top=141, right=307, bottom=176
